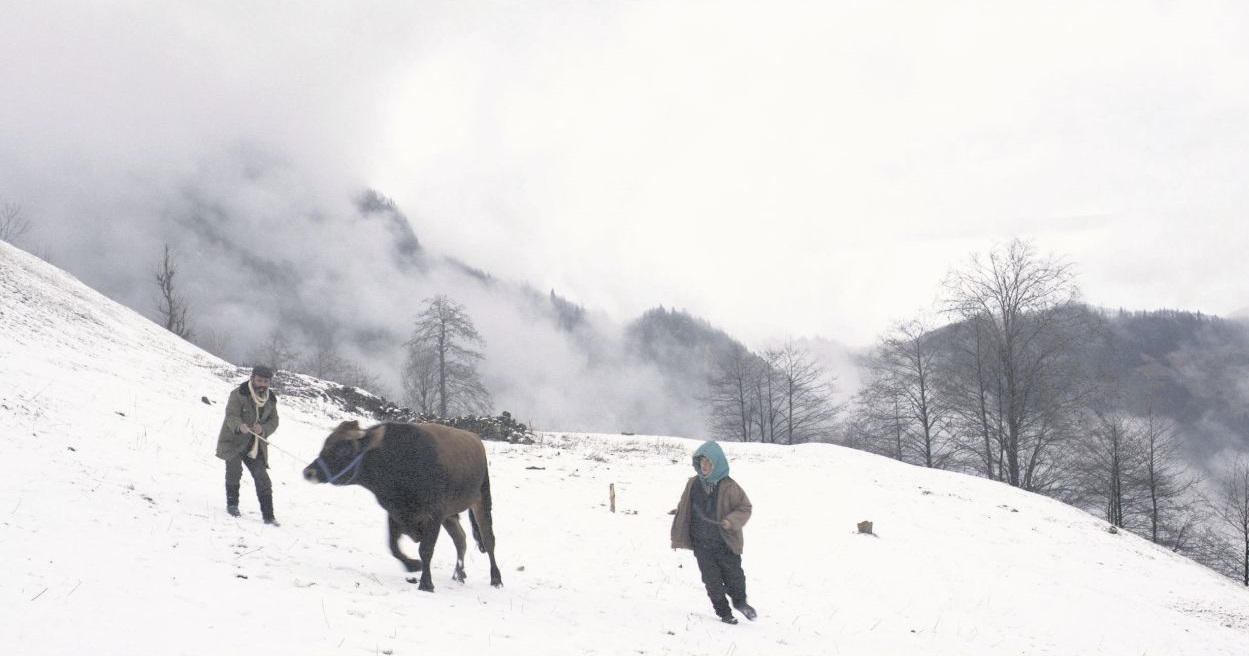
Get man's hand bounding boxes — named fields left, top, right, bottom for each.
left=720, top=519, right=732, bottom=530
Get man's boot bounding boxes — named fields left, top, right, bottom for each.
left=259, top=493, right=279, bottom=526
left=226, top=483, right=240, bottom=517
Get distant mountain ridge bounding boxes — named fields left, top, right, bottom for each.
left=9, top=182, right=1248, bottom=446
left=1100, top=308, right=1249, bottom=460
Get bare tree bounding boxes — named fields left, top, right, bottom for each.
left=336, top=361, right=382, bottom=394
left=1209, top=455, right=1249, bottom=586
left=705, top=344, right=763, bottom=442
left=848, top=381, right=908, bottom=461
left=405, top=294, right=492, bottom=417
left=302, top=340, right=347, bottom=380
left=939, top=316, right=1005, bottom=479
left=833, top=402, right=878, bottom=453
left=750, top=348, right=784, bottom=443
left=1074, top=408, right=1146, bottom=528
left=300, top=335, right=379, bottom=392
left=941, top=238, right=1094, bottom=492
left=192, top=328, right=231, bottom=359
left=771, top=342, right=840, bottom=444
left=402, top=346, right=441, bottom=415
left=0, top=201, right=31, bottom=245
left=705, top=342, right=839, bottom=444
left=1139, top=410, right=1201, bottom=547
left=154, top=244, right=192, bottom=340
left=860, top=318, right=954, bottom=467
left=249, top=328, right=301, bottom=376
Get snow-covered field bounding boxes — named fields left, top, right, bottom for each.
left=3, top=239, right=1249, bottom=656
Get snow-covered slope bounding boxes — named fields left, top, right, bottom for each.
left=3, top=239, right=1248, bottom=656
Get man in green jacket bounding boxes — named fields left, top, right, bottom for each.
left=670, top=440, right=757, bottom=624
left=215, top=365, right=281, bottom=525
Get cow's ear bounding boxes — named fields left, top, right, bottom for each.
left=363, top=424, right=386, bottom=451
left=330, top=420, right=365, bottom=442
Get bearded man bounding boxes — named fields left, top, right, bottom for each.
left=215, top=365, right=281, bottom=525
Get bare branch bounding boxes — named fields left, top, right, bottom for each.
left=0, top=202, right=32, bottom=245
left=154, top=244, right=192, bottom=340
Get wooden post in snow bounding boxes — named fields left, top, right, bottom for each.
left=609, top=483, right=616, bottom=513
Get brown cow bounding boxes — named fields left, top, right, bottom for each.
left=303, top=421, right=502, bottom=592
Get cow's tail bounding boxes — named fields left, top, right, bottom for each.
left=469, top=464, right=494, bottom=553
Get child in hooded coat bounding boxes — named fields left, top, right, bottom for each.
left=670, top=440, right=757, bottom=624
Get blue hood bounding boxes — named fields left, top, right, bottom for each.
left=693, top=440, right=730, bottom=486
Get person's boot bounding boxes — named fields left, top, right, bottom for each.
left=259, top=494, right=278, bottom=526
left=733, top=602, right=757, bottom=621
left=226, top=483, right=240, bottom=517
left=713, top=598, right=736, bottom=624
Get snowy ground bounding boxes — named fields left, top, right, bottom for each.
left=4, top=239, right=1249, bottom=656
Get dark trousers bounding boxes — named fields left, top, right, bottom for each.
left=225, top=454, right=274, bottom=519
left=693, top=544, right=747, bottom=616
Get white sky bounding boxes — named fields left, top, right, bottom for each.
left=367, top=1, right=1249, bottom=345
left=4, top=238, right=1249, bottom=655
left=2, top=2, right=1248, bottom=348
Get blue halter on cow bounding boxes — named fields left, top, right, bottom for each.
left=303, top=420, right=503, bottom=592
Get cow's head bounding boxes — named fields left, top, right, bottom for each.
left=302, top=420, right=386, bottom=485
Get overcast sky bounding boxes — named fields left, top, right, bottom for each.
left=4, top=1, right=1248, bottom=349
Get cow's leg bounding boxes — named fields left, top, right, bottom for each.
left=469, top=503, right=503, bottom=588
left=387, top=515, right=422, bottom=572
left=413, top=518, right=441, bottom=592
left=442, top=515, right=468, bottom=583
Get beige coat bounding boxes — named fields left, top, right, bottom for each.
left=670, top=476, right=752, bottom=555
left=215, top=381, right=280, bottom=465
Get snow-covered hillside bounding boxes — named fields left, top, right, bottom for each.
left=3, top=239, right=1249, bottom=656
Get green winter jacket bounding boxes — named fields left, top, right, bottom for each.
left=215, top=381, right=280, bottom=466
